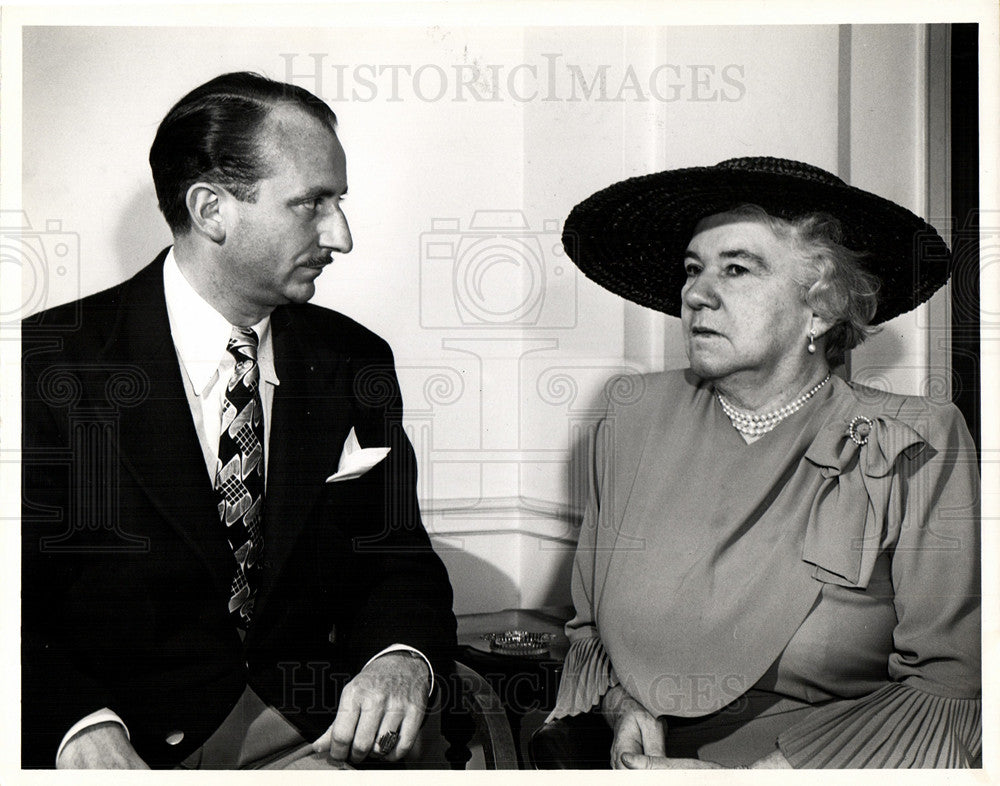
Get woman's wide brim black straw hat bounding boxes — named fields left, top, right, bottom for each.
left=561, top=157, right=951, bottom=324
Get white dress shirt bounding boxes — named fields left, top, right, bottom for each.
left=57, top=249, right=430, bottom=763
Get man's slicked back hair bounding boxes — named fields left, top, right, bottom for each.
left=149, top=72, right=338, bottom=233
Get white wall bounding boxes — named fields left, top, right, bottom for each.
left=16, top=24, right=948, bottom=615
left=847, top=25, right=953, bottom=398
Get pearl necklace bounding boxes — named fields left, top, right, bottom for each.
left=716, top=374, right=831, bottom=437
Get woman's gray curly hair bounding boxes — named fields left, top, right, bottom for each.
left=729, top=204, right=881, bottom=366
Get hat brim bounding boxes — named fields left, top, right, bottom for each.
left=561, top=166, right=951, bottom=324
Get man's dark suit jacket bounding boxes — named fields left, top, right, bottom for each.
left=21, top=251, right=457, bottom=768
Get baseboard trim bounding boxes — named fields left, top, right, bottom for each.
left=422, top=496, right=582, bottom=546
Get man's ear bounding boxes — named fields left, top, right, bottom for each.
left=185, top=183, right=229, bottom=243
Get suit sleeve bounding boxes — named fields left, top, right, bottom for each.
left=21, top=343, right=117, bottom=767
left=778, top=402, right=981, bottom=767
left=342, top=340, right=457, bottom=683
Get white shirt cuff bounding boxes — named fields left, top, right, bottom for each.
left=55, top=647, right=433, bottom=764
left=363, top=644, right=435, bottom=696
left=56, top=708, right=130, bottom=766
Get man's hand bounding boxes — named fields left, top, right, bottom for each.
left=312, top=652, right=430, bottom=763
left=56, top=722, right=149, bottom=769
left=601, top=684, right=666, bottom=770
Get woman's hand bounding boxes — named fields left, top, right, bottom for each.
left=620, top=748, right=793, bottom=769
left=621, top=753, right=721, bottom=769
left=601, top=685, right=666, bottom=769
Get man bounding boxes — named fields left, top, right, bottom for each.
left=21, top=72, right=456, bottom=769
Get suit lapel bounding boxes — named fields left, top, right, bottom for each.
left=257, top=306, right=352, bottom=611
left=106, top=258, right=355, bottom=614
left=109, top=253, right=234, bottom=598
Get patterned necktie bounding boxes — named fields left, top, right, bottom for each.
left=215, top=326, right=265, bottom=629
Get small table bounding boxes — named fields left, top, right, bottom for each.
left=456, top=607, right=573, bottom=767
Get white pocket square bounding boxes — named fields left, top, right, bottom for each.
left=325, top=427, right=390, bottom=483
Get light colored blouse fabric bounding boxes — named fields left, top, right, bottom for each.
left=549, top=369, right=981, bottom=768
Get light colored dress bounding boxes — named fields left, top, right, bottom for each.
left=549, top=369, right=981, bottom=768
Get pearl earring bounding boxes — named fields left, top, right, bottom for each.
left=807, top=328, right=816, bottom=354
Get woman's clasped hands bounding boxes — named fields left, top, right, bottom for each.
left=601, top=685, right=791, bottom=769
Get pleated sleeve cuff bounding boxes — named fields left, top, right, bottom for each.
left=778, top=683, right=982, bottom=768
left=546, top=636, right=620, bottom=723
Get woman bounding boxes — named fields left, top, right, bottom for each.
left=537, top=158, right=980, bottom=769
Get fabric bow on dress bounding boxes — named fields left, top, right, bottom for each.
left=802, top=412, right=928, bottom=589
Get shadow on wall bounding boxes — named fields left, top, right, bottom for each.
left=437, top=548, right=520, bottom=616
left=520, top=535, right=576, bottom=610
left=440, top=537, right=578, bottom=615
left=114, top=184, right=173, bottom=280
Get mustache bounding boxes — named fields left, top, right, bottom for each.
left=304, top=255, right=333, bottom=267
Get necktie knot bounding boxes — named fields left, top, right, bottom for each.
left=227, top=326, right=259, bottom=362
left=226, top=327, right=259, bottom=393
